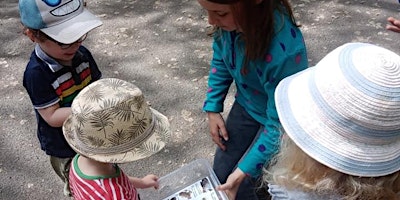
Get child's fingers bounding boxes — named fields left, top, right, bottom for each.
left=386, top=25, right=400, bottom=33
left=150, top=174, right=158, bottom=181
left=387, top=17, right=400, bottom=26
left=387, top=17, right=395, bottom=22
left=386, top=17, right=400, bottom=33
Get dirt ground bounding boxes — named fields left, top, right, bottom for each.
left=1, top=0, right=400, bottom=199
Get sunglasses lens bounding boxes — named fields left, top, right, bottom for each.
left=59, top=34, right=88, bottom=49
left=39, top=31, right=88, bottom=49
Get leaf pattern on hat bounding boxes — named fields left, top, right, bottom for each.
left=84, top=135, right=106, bottom=148
left=67, top=124, right=85, bottom=152
left=137, top=142, right=163, bottom=158
left=89, top=110, right=114, bottom=138
left=75, top=125, right=84, bottom=138
left=107, top=156, right=127, bottom=164
left=107, top=78, right=130, bottom=90
left=108, top=129, right=132, bottom=145
left=80, top=82, right=105, bottom=103
left=113, top=99, right=139, bottom=122
left=64, top=78, right=171, bottom=163
left=74, top=105, right=93, bottom=127
left=63, top=118, right=75, bottom=141
left=127, top=116, right=148, bottom=140
left=155, top=117, right=171, bottom=140
left=101, top=98, right=120, bottom=110
left=133, top=95, right=145, bottom=110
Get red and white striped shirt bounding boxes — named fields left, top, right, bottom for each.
left=69, top=155, right=139, bottom=200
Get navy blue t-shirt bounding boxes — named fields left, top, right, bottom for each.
left=23, top=45, right=102, bottom=158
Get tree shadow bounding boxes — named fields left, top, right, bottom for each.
left=1, top=0, right=400, bottom=198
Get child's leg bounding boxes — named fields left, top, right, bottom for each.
left=50, top=156, right=73, bottom=197
left=212, top=101, right=261, bottom=199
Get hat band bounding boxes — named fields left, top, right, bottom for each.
left=309, top=73, right=399, bottom=142
left=74, top=112, right=156, bottom=155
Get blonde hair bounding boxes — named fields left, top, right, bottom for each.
left=264, top=135, right=400, bottom=200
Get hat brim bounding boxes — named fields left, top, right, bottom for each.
left=63, top=108, right=170, bottom=163
left=275, top=44, right=400, bottom=177
left=41, top=8, right=102, bottom=44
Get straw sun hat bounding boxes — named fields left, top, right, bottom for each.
left=275, top=43, right=400, bottom=177
left=63, top=78, right=170, bottom=163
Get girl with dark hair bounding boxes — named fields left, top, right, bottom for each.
left=198, top=0, right=308, bottom=199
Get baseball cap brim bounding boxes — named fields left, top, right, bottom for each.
left=41, top=8, right=102, bottom=44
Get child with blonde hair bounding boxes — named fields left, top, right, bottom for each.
left=265, top=43, right=400, bottom=199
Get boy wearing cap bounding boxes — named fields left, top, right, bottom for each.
left=264, top=43, right=400, bottom=199
left=19, top=0, right=102, bottom=196
left=63, top=78, right=171, bottom=199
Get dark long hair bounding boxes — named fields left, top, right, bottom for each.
left=209, top=0, right=299, bottom=73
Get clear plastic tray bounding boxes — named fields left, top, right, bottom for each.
left=138, top=159, right=229, bottom=200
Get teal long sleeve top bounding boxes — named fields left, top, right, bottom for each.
left=203, top=11, right=308, bottom=177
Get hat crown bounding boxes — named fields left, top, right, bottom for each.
left=275, top=43, right=400, bottom=177
left=66, top=78, right=154, bottom=156
left=314, top=43, right=400, bottom=143
left=19, top=0, right=84, bottom=29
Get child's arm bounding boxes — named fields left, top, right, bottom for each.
left=37, top=104, right=71, bottom=127
left=386, top=17, right=400, bottom=33
left=128, top=174, right=159, bottom=189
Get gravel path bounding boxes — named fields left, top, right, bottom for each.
left=1, top=0, right=399, bottom=199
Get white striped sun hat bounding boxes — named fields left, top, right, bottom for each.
left=63, top=78, right=171, bottom=163
left=275, top=43, right=400, bottom=177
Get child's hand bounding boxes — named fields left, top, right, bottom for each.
left=128, top=174, right=159, bottom=189
left=216, top=168, right=245, bottom=200
left=386, top=17, right=400, bottom=33
left=207, top=112, right=229, bottom=151
left=141, top=174, right=159, bottom=189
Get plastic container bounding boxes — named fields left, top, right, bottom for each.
left=138, top=159, right=229, bottom=200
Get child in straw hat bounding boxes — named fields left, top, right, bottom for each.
left=264, top=43, right=400, bottom=199
left=62, top=78, right=171, bottom=200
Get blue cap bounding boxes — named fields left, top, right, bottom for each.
left=19, top=0, right=102, bottom=44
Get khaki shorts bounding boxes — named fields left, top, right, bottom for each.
left=50, top=156, right=73, bottom=197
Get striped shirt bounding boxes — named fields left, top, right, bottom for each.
left=23, top=44, right=102, bottom=157
left=69, top=155, right=139, bottom=200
